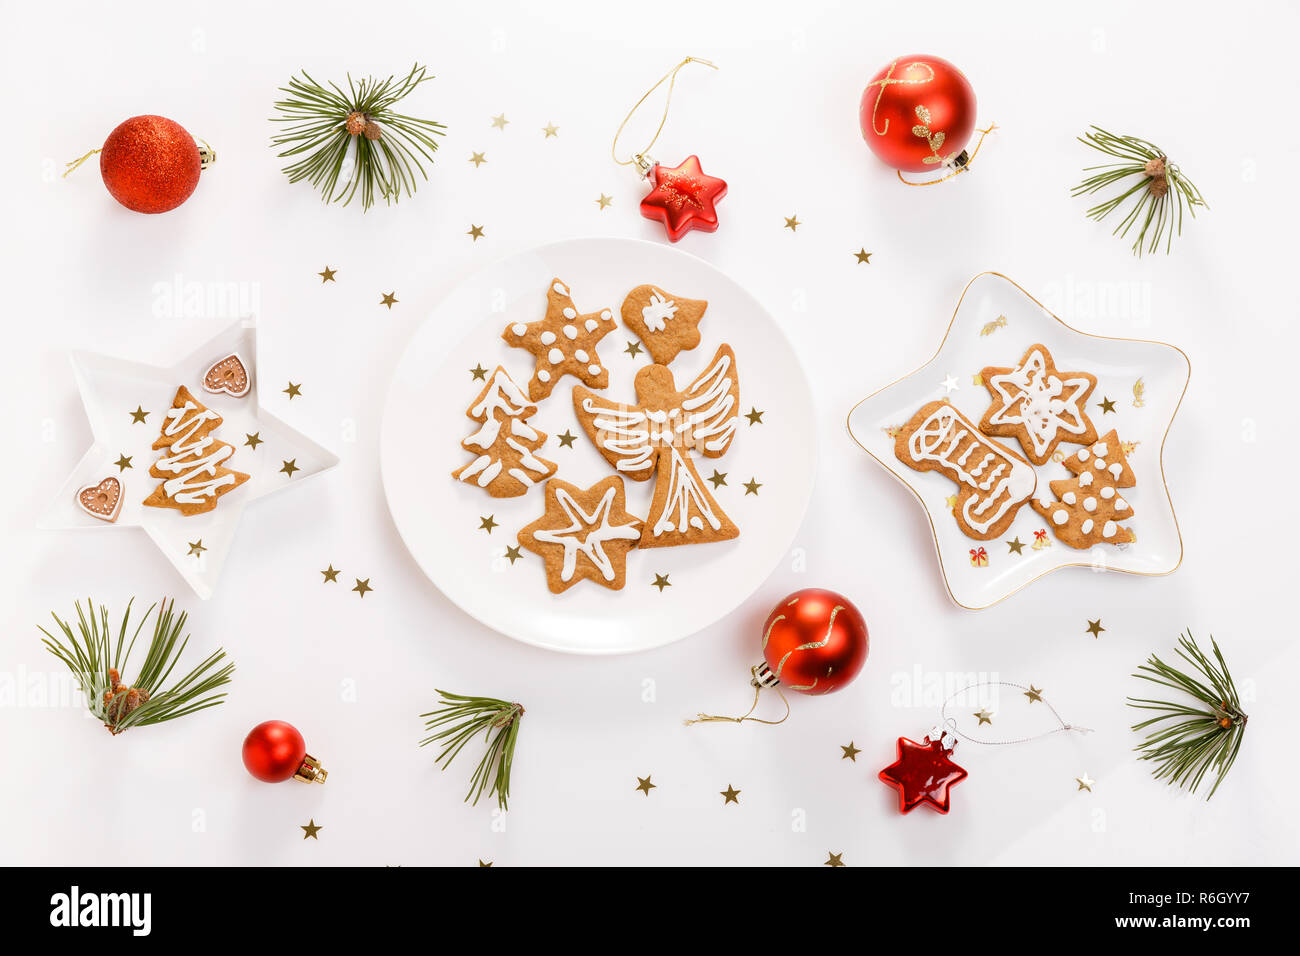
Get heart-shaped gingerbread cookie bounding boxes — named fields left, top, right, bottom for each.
left=202, top=352, right=252, bottom=398
left=77, top=476, right=123, bottom=522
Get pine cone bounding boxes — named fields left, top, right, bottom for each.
left=362, top=120, right=383, bottom=141
left=1144, top=156, right=1169, bottom=197
left=346, top=111, right=368, bottom=136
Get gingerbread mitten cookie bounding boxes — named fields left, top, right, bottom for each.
left=518, top=476, right=643, bottom=593
left=979, top=344, right=1098, bottom=464
left=620, top=284, right=706, bottom=365
left=1031, top=430, right=1136, bottom=549
left=502, top=278, right=617, bottom=401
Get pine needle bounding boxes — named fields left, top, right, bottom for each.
left=420, top=689, right=524, bottom=811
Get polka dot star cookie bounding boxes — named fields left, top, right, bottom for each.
left=502, top=278, right=617, bottom=402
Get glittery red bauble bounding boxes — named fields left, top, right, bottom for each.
left=859, top=55, right=976, bottom=173
left=759, top=589, right=869, bottom=695
left=639, top=155, right=727, bottom=242
left=99, top=115, right=202, bottom=213
left=242, top=720, right=308, bottom=783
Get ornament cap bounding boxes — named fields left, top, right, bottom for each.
left=632, top=153, right=656, bottom=179
left=198, top=141, right=217, bottom=170
left=293, top=753, right=328, bottom=784
left=751, top=661, right=780, bottom=689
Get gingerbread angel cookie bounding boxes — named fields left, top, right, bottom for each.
left=894, top=400, right=1037, bottom=541
left=1031, top=430, right=1136, bottom=549
left=573, top=344, right=740, bottom=548
left=142, top=386, right=250, bottom=516
left=502, top=278, right=617, bottom=401
left=518, top=475, right=643, bottom=593
left=620, top=284, right=706, bottom=365
left=978, top=343, right=1098, bottom=465
left=452, top=366, right=557, bottom=497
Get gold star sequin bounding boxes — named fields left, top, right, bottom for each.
left=635, top=775, right=656, bottom=796
left=743, top=478, right=762, bottom=496
left=1024, top=685, right=1044, bottom=703
left=478, top=859, right=493, bottom=867
left=301, top=819, right=322, bottom=839
left=624, top=341, right=643, bottom=358
left=854, top=249, right=872, bottom=264
left=129, top=406, right=149, bottom=424
left=467, top=225, right=485, bottom=241
left=707, top=470, right=727, bottom=489
left=318, top=266, right=337, bottom=282
left=504, top=545, right=522, bottom=565
left=652, top=573, right=670, bottom=592
left=490, top=113, right=509, bottom=130
left=720, top=784, right=741, bottom=805
left=784, top=215, right=801, bottom=231
left=1086, top=619, right=1105, bottom=638
left=841, top=742, right=861, bottom=761
left=114, top=453, right=133, bottom=471
left=824, top=852, right=845, bottom=867
left=187, top=540, right=206, bottom=557
left=469, top=152, right=487, bottom=168
left=974, top=709, right=993, bottom=725
left=1007, top=537, right=1026, bottom=555
left=1076, top=773, right=1095, bottom=792
left=596, top=194, right=613, bottom=209
left=542, top=123, right=559, bottom=138
left=245, top=432, right=263, bottom=449
left=280, top=459, right=300, bottom=477
left=470, top=364, right=488, bottom=381
left=944, top=494, right=958, bottom=511
left=557, top=430, right=577, bottom=448
left=745, top=408, right=764, bottom=426
left=1098, top=396, right=1117, bottom=414
left=479, top=515, right=498, bottom=533
left=321, top=564, right=340, bottom=583
left=380, top=292, right=398, bottom=309
left=284, top=382, right=302, bottom=399
left=352, top=578, right=373, bottom=598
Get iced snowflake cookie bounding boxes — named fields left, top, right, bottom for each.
left=1031, top=430, right=1135, bottom=549
left=142, top=386, right=250, bottom=516
left=573, top=344, right=740, bottom=548
left=77, top=476, right=123, bottom=522
left=502, top=278, right=617, bottom=402
left=620, top=284, right=706, bottom=365
left=452, top=366, right=557, bottom=498
left=517, top=475, right=643, bottom=593
left=978, top=343, right=1098, bottom=465
left=894, top=400, right=1037, bottom=541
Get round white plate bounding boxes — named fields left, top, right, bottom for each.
left=381, top=238, right=817, bottom=654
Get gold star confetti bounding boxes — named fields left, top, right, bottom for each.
left=490, top=113, right=509, bottom=130
left=284, top=382, right=302, bottom=399
left=380, top=292, right=398, bottom=309
left=187, top=540, right=206, bottom=557
left=624, top=341, right=643, bottom=358
left=542, top=122, right=559, bottom=138
left=280, top=459, right=300, bottom=477
left=824, top=852, right=845, bottom=867
left=1076, top=773, right=1095, bottom=792
left=784, top=215, right=801, bottom=231
left=745, top=408, right=764, bottom=426
left=478, top=859, right=493, bottom=867
left=321, top=565, right=340, bottom=583
left=467, top=224, right=485, bottom=241
left=479, top=515, right=498, bottom=533
left=1086, top=619, right=1105, bottom=638
left=1024, top=685, right=1044, bottom=703
left=557, top=430, right=577, bottom=449
left=596, top=194, right=613, bottom=209
left=979, top=315, right=1008, bottom=337
left=113, top=453, right=132, bottom=471
left=1007, top=537, right=1026, bottom=555
left=840, top=742, right=861, bottom=761
left=319, top=266, right=337, bottom=282
left=944, top=494, right=958, bottom=512
left=635, top=775, right=656, bottom=796
left=129, top=406, right=149, bottom=424
left=352, top=578, right=373, bottom=598
left=469, top=152, right=487, bottom=168
left=971, top=373, right=984, bottom=386
left=707, top=470, right=727, bottom=489
left=504, top=545, right=522, bottom=564
left=245, top=432, right=263, bottom=449
left=1133, top=378, right=1146, bottom=407
left=470, top=364, right=488, bottom=381
left=652, top=573, right=671, bottom=592
left=854, top=249, right=872, bottom=263
left=743, top=478, right=762, bottom=496
left=720, top=784, right=741, bottom=805
left=1098, top=396, right=1117, bottom=414
left=301, top=819, right=322, bottom=840
left=974, top=709, right=993, bottom=725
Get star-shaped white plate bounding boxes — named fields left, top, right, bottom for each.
left=848, top=272, right=1189, bottom=609
left=40, top=319, right=339, bottom=598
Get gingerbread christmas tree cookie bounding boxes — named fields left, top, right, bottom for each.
left=620, top=284, right=707, bottom=365
left=979, top=343, right=1098, bottom=465
left=1030, top=430, right=1136, bottom=549
left=143, top=386, right=250, bottom=516
left=518, top=475, right=643, bottom=593
left=502, top=278, right=617, bottom=401
left=452, top=366, right=557, bottom=497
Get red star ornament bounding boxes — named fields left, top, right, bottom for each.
left=639, top=155, right=727, bottom=242
left=879, top=736, right=968, bottom=813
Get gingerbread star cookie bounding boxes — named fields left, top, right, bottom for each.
left=620, top=284, right=707, bottom=365
left=502, top=278, right=617, bottom=401
left=518, top=475, right=643, bottom=593
left=451, top=366, right=557, bottom=498
left=979, top=344, right=1098, bottom=465
left=1031, top=430, right=1136, bottom=549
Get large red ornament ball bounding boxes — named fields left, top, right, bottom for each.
left=760, top=589, right=869, bottom=695
left=99, top=115, right=202, bottom=213
left=242, top=720, right=308, bottom=783
left=859, top=55, right=976, bottom=173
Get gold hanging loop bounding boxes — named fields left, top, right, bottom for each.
left=612, top=56, right=718, bottom=170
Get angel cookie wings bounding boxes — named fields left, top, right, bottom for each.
left=573, top=344, right=740, bottom=548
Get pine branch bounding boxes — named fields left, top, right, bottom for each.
left=269, top=63, right=446, bottom=211
left=419, top=689, right=524, bottom=811
left=1127, top=631, right=1246, bottom=798
left=39, top=598, right=234, bottom=735
left=1072, top=126, right=1207, bottom=256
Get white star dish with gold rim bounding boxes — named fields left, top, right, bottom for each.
left=847, top=272, right=1189, bottom=610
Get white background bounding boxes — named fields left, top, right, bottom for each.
left=1, top=0, right=1296, bottom=866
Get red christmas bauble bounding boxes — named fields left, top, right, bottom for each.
left=758, top=589, right=869, bottom=695
left=242, top=720, right=325, bottom=783
left=99, top=115, right=203, bottom=213
left=859, top=55, right=976, bottom=173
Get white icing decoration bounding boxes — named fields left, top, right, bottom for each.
left=1062, top=492, right=1076, bottom=505
left=1103, top=521, right=1117, bottom=537
left=1078, top=449, right=1091, bottom=461
left=1093, top=442, right=1108, bottom=456
left=552, top=281, right=569, bottom=295
left=1078, top=471, right=1094, bottom=487
left=1083, top=497, right=1097, bottom=512
left=511, top=323, right=527, bottom=336
left=1114, top=497, right=1129, bottom=512
left=540, top=331, right=556, bottom=345
left=985, top=346, right=1094, bottom=458
left=1081, top=518, right=1094, bottom=534
left=537, top=369, right=551, bottom=382
left=641, top=291, right=678, bottom=333
left=601, top=310, right=612, bottom=321
left=588, top=364, right=602, bottom=376
left=1108, top=462, right=1123, bottom=479
left=563, top=307, right=577, bottom=320
left=151, top=399, right=240, bottom=504
left=1053, top=509, right=1068, bottom=525
left=562, top=325, right=578, bottom=340
left=575, top=349, right=589, bottom=362
left=584, top=319, right=598, bottom=332
left=651, top=446, right=723, bottom=536
left=1100, top=486, right=1115, bottom=499
left=547, top=347, right=564, bottom=364
left=534, top=485, right=640, bottom=582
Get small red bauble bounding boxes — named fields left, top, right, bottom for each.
left=242, top=720, right=327, bottom=784
left=99, top=115, right=206, bottom=213
left=859, top=55, right=976, bottom=173
left=639, top=155, right=727, bottom=242
left=755, top=589, right=869, bottom=696
left=879, top=735, right=968, bottom=813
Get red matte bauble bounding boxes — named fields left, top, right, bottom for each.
left=99, top=115, right=202, bottom=213
left=859, top=55, right=976, bottom=173
left=242, top=720, right=308, bottom=783
left=760, top=589, right=869, bottom=695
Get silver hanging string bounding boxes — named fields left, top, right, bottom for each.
left=936, top=681, right=1092, bottom=748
